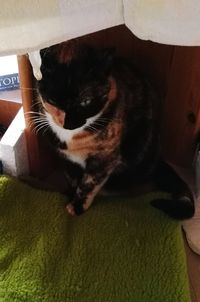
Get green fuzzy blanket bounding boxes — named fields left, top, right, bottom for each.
left=0, top=176, right=191, bottom=302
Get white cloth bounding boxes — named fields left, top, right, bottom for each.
left=124, top=0, right=200, bottom=46
left=1, top=0, right=200, bottom=57
left=28, top=52, right=42, bottom=80
left=0, top=0, right=123, bottom=56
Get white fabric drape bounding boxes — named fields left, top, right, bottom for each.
left=0, top=0, right=200, bottom=57
left=124, top=0, right=200, bottom=46
left=0, top=0, right=123, bottom=56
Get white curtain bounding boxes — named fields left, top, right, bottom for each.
left=0, top=0, right=200, bottom=56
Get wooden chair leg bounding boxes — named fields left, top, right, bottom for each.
left=17, top=55, right=42, bottom=177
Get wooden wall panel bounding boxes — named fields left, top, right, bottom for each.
left=0, top=99, right=21, bottom=127
left=161, top=47, right=200, bottom=166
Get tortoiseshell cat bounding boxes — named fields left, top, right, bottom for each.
left=35, top=41, right=195, bottom=218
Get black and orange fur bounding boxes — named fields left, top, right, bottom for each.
left=35, top=41, right=195, bottom=218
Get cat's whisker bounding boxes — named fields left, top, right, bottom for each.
left=27, top=122, right=39, bottom=130
left=32, top=102, right=42, bottom=108
left=27, top=116, right=47, bottom=126
left=35, top=126, right=46, bottom=136
left=26, top=113, right=47, bottom=129
left=28, top=118, right=38, bottom=126
left=92, top=121, right=107, bottom=127
left=94, top=120, right=110, bottom=127
left=33, top=120, right=49, bottom=129
left=31, top=117, right=48, bottom=127
left=25, top=111, right=45, bottom=115
left=34, top=123, right=49, bottom=135
left=96, top=117, right=111, bottom=121
left=30, top=116, right=47, bottom=120
left=20, top=87, right=38, bottom=91
left=31, top=120, right=48, bottom=127
left=92, top=120, right=111, bottom=136
left=97, top=117, right=120, bottom=123
left=42, top=125, right=50, bottom=136
left=27, top=120, right=34, bottom=129
left=32, top=99, right=43, bottom=106
left=87, top=125, right=98, bottom=134
left=36, top=125, right=49, bottom=135
left=29, top=115, right=47, bottom=122
left=91, top=120, right=111, bottom=129
left=25, top=111, right=46, bottom=117
left=88, top=124, right=107, bottom=135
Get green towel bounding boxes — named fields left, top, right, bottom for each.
left=0, top=176, right=191, bottom=302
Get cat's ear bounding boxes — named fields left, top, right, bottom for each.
left=40, top=48, right=58, bottom=75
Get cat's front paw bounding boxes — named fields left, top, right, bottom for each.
left=66, top=203, right=76, bottom=216
left=66, top=202, right=85, bottom=216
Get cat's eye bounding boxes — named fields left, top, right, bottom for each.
left=48, top=99, right=57, bottom=106
left=80, top=98, right=91, bottom=107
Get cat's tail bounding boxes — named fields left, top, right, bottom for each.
left=151, top=161, right=195, bottom=220
left=151, top=196, right=194, bottom=220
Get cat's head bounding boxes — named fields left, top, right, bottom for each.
left=37, top=41, right=116, bottom=131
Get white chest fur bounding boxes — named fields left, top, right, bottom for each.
left=45, top=112, right=81, bottom=143
left=45, top=112, right=97, bottom=168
